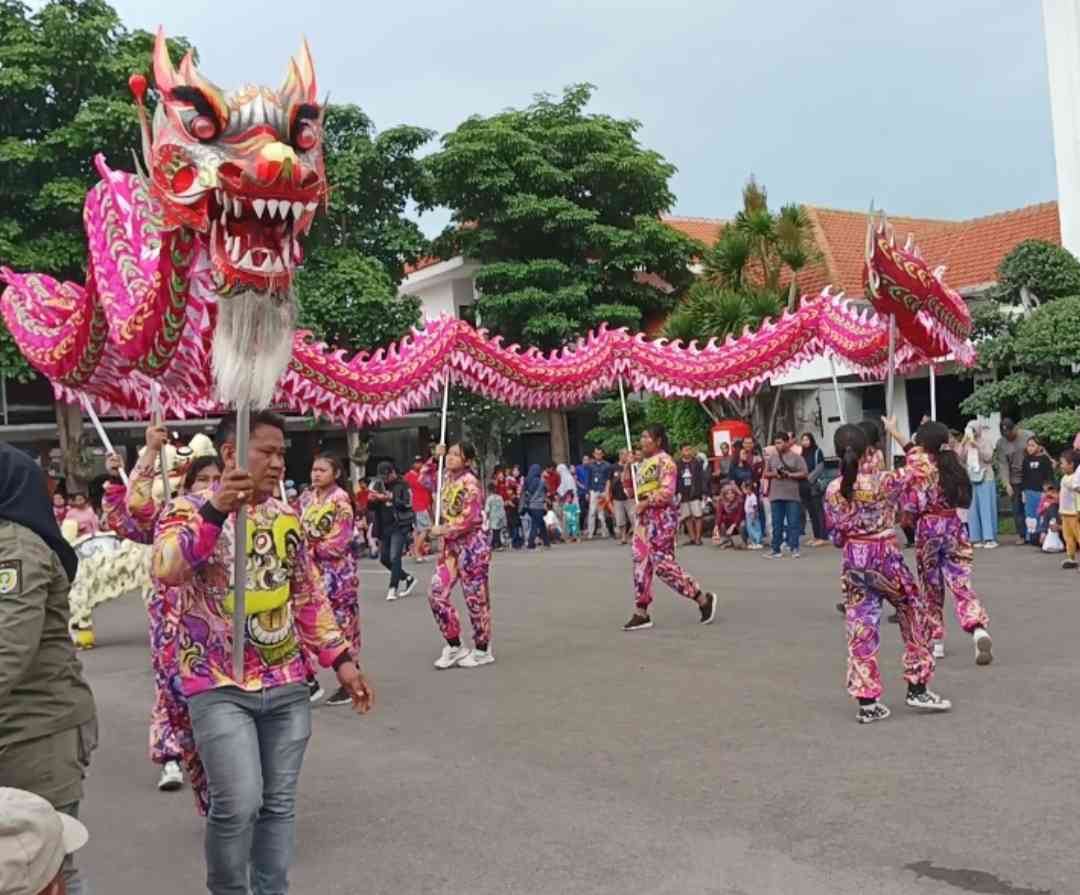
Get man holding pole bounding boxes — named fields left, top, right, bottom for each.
left=151, top=410, right=374, bottom=895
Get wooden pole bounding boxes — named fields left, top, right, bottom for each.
left=434, top=376, right=450, bottom=526
left=232, top=402, right=250, bottom=681
left=885, top=314, right=897, bottom=469
left=149, top=382, right=170, bottom=501
left=80, top=395, right=129, bottom=486
left=929, top=365, right=937, bottom=421
left=828, top=358, right=846, bottom=425
left=618, top=376, right=639, bottom=495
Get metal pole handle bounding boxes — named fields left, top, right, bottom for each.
left=434, top=375, right=450, bottom=526
left=231, top=402, right=250, bottom=681
left=618, top=376, right=639, bottom=496
left=80, top=395, right=129, bottom=486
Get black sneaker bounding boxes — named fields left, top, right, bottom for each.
left=1062, top=560, right=1078, bottom=570
left=887, top=612, right=899, bottom=624
left=835, top=601, right=846, bottom=613
left=397, top=574, right=418, bottom=597
left=325, top=686, right=352, bottom=707
left=857, top=702, right=891, bottom=724
left=623, top=613, right=653, bottom=631
left=698, top=592, right=719, bottom=625
left=307, top=679, right=325, bottom=703
left=905, top=688, right=952, bottom=712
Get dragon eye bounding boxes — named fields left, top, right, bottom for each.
left=294, top=121, right=318, bottom=152
left=190, top=115, right=217, bottom=141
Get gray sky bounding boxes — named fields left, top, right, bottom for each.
left=109, top=0, right=1057, bottom=236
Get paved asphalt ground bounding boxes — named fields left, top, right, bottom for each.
left=76, top=539, right=1075, bottom=895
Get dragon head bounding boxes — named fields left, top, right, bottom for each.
left=142, top=29, right=325, bottom=294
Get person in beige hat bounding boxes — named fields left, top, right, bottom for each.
left=0, top=788, right=88, bottom=895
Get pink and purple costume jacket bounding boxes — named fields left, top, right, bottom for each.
left=824, top=464, right=934, bottom=701
left=632, top=451, right=700, bottom=610
left=299, top=485, right=360, bottom=658
left=152, top=491, right=349, bottom=698
left=897, top=447, right=989, bottom=641
left=422, top=461, right=492, bottom=648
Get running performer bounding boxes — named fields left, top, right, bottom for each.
left=824, top=423, right=951, bottom=724
left=883, top=418, right=993, bottom=666
left=299, top=456, right=362, bottom=705
left=623, top=424, right=717, bottom=632
left=421, top=443, right=494, bottom=669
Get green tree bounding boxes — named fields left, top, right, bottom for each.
left=960, top=240, right=1080, bottom=449
left=585, top=392, right=710, bottom=458
left=422, top=84, right=702, bottom=461
left=0, top=0, right=194, bottom=381
left=294, top=104, right=432, bottom=354
left=450, top=387, right=539, bottom=479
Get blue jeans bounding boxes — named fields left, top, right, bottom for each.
left=527, top=508, right=550, bottom=548
left=770, top=499, right=801, bottom=554
left=968, top=479, right=998, bottom=543
left=744, top=515, right=762, bottom=546
left=188, top=683, right=312, bottom=895
left=1023, top=489, right=1042, bottom=544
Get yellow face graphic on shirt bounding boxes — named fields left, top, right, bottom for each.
left=443, top=479, right=468, bottom=522
left=301, top=501, right=335, bottom=541
left=223, top=514, right=302, bottom=666
left=636, top=456, right=662, bottom=496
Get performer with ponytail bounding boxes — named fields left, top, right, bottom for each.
left=883, top=418, right=993, bottom=666
left=623, top=424, right=717, bottom=632
left=300, top=456, right=362, bottom=704
left=824, top=423, right=951, bottom=723
left=421, top=443, right=494, bottom=669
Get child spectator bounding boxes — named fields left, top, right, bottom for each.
left=741, top=481, right=763, bottom=549
left=1059, top=449, right=1080, bottom=569
left=52, top=491, right=67, bottom=526
left=1037, top=482, right=1062, bottom=551
left=485, top=484, right=508, bottom=550
left=544, top=503, right=565, bottom=543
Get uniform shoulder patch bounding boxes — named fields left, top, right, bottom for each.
left=0, top=560, right=22, bottom=595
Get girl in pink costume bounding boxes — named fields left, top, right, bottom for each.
left=422, top=442, right=494, bottom=669
left=300, top=456, right=361, bottom=704
left=623, top=424, right=717, bottom=631
left=883, top=419, right=993, bottom=666
left=824, top=423, right=951, bottom=724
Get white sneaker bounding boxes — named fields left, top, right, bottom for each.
left=157, top=760, right=183, bottom=792
left=905, top=689, right=952, bottom=712
left=983, top=541, right=999, bottom=550
left=386, top=587, right=398, bottom=602
left=434, top=644, right=471, bottom=669
left=932, top=641, right=946, bottom=659
left=973, top=627, right=993, bottom=666
left=458, top=647, right=495, bottom=668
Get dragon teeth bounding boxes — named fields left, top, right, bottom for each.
left=278, top=201, right=290, bottom=220
left=291, top=201, right=304, bottom=219
left=253, top=198, right=266, bottom=219
left=239, top=249, right=253, bottom=269
left=271, top=255, right=285, bottom=274
left=232, top=196, right=243, bottom=216
left=305, top=201, right=318, bottom=213
left=268, top=199, right=280, bottom=218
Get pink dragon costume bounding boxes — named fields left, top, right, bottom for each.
left=631, top=450, right=706, bottom=616
left=897, top=446, right=992, bottom=662
left=422, top=460, right=492, bottom=652
left=824, top=463, right=935, bottom=706
left=299, top=484, right=360, bottom=659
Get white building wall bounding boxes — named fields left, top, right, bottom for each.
left=1043, top=0, right=1080, bottom=255
left=399, top=257, right=480, bottom=321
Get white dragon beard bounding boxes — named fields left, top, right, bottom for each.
left=211, top=289, right=296, bottom=408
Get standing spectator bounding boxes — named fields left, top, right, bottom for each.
left=575, top=455, right=592, bottom=523
left=996, top=418, right=1034, bottom=545
left=713, top=441, right=732, bottom=490
left=611, top=450, right=637, bottom=545
left=404, top=456, right=434, bottom=562
left=63, top=494, right=98, bottom=539
left=543, top=464, right=560, bottom=500
left=556, top=464, right=581, bottom=542
left=0, top=444, right=96, bottom=895
left=1020, top=435, right=1055, bottom=544
left=521, top=464, right=550, bottom=549
left=485, top=485, right=507, bottom=550
left=962, top=420, right=999, bottom=548
left=51, top=492, right=67, bottom=527
left=370, top=461, right=416, bottom=600
left=676, top=444, right=707, bottom=545
left=763, top=432, right=808, bottom=558
left=585, top=448, right=613, bottom=539
left=799, top=433, right=827, bottom=545
left=494, top=469, right=523, bottom=550
left=742, top=481, right=763, bottom=548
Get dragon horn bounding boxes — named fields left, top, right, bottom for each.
left=153, top=27, right=178, bottom=93
left=282, top=37, right=318, bottom=102
left=127, top=73, right=153, bottom=173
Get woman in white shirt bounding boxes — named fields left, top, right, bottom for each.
left=962, top=420, right=998, bottom=548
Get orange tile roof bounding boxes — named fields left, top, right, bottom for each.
left=661, top=215, right=727, bottom=246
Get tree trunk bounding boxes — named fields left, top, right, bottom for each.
left=766, top=385, right=783, bottom=442
left=787, top=277, right=799, bottom=312
left=54, top=398, right=90, bottom=494
left=548, top=409, right=570, bottom=464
